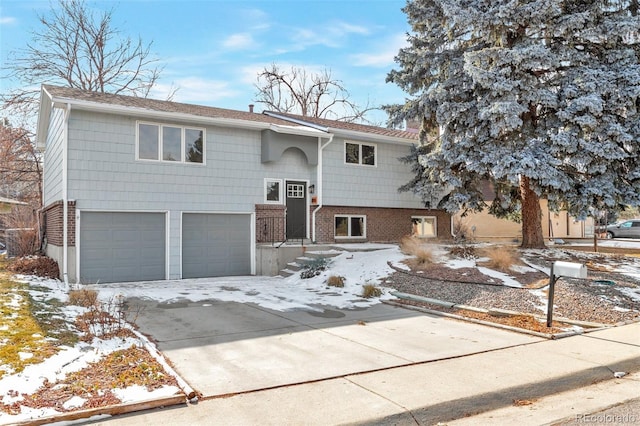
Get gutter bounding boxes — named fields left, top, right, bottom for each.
left=263, top=111, right=329, bottom=132
left=62, top=103, right=71, bottom=288
left=311, top=135, right=334, bottom=242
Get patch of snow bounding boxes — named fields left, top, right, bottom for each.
left=445, top=258, right=476, bottom=269
left=618, top=287, right=640, bottom=303
left=18, top=352, right=33, bottom=361
left=63, top=396, right=86, bottom=410
left=91, top=246, right=406, bottom=312
left=476, top=267, right=523, bottom=288
left=0, top=337, right=142, bottom=403
left=510, top=264, right=538, bottom=274
left=113, top=385, right=181, bottom=402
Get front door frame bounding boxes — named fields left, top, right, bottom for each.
left=285, top=179, right=309, bottom=240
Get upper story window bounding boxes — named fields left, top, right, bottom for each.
left=345, top=141, right=376, bottom=166
left=137, top=122, right=204, bottom=164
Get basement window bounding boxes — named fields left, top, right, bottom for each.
left=335, top=215, right=366, bottom=238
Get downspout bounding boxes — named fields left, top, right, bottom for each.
left=311, top=134, right=334, bottom=243
left=62, top=103, right=71, bottom=288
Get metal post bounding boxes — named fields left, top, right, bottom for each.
left=547, top=263, right=556, bottom=327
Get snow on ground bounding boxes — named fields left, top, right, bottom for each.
left=0, top=277, right=180, bottom=426
left=2, top=241, right=639, bottom=424
left=91, top=245, right=406, bottom=312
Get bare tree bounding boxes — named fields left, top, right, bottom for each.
left=0, top=120, right=42, bottom=206
left=2, top=0, right=165, bottom=118
left=254, top=64, right=376, bottom=123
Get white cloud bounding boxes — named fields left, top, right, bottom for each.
left=278, top=19, right=373, bottom=53
left=150, top=77, right=239, bottom=105
left=0, top=16, right=17, bottom=25
left=222, top=33, right=256, bottom=50
left=332, top=21, right=370, bottom=36
left=350, top=33, right=408, bottom=68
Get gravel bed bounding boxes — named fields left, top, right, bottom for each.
left=382, top=268, right=640, bottom=325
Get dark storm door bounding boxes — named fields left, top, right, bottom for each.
left=286, top=181, right=306, bottom=239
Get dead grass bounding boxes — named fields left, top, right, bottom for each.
left=0, top=279, right=61, bottom=377
left=3, top=346, right=179, bottom=415
left=362, top=284, right=382, bottom=298
left=400, top=236, right=434, bottom=269
left=326, top=275, right=345, bottom=287
left=479, top=246, right=519, bottom=272
left=68, top=289, right=99, bottom=307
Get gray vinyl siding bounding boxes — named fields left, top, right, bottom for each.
left=65, top=110, right=313, bottom=279
left=42, top=107, right=66, bottom=206
left=322, top=137, right=423, bottom=208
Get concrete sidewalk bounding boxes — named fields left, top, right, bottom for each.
left=91, top=306, right=639, bottom=425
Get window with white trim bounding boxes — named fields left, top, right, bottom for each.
left=412, top=216, right=437, bottom=238
left=264, top=178, right=282, bottom=204
left=335, top=215, right=366, bottom=238
left=345, top=141, right=376, bottom=166
left=137, top=122, right=204, bottom=163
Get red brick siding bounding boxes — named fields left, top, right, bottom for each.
left=312, top=206, right=451, bottom=243
left=255, top=204, right=286, bottom=243
left=43, top=201, right=76, bottom=246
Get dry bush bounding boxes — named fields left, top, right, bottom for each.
left=480, top=246, right=519, bottom=272
left=326, top=275, right=345, bottom=287
left=452, top=218, right=474, bottom=242
left=68, top=289, right=99, bottom=307
left=400, top=236, right=434, bottom=268
left=361, top=284, right=382, bottom=298
left=4, top=205, right=39, bottom=257
left=8, top=256, right=59, bottom=279
left=449, top=245, right=477, bottom=259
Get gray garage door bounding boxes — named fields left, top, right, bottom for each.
left=182, top=213, right=251, bottom=278
left=80, top=212, right=166, bottom=284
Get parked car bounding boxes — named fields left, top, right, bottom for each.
left=606, top=219, right=640, bottom=239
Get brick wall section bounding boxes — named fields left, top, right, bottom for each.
left=43, top=201, right=76, bottom=246
left=312, top=205, right=451, bottom=243
left=255, top=204, right=286, bottom=243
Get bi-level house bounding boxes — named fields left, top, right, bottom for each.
left=36, top=85, right=450, bottom=284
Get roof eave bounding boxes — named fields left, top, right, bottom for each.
left=36, top=86, right=53, bottom=150
left=48, top=96, right=291, bottom=132
left=328, top=127, right=417, bottom=144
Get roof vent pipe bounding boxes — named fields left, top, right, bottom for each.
left=249, top=104, right=254, bottom=113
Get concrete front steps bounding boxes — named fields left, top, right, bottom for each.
left=279, top=247, right=343, bottom=278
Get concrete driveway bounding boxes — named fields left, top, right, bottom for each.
left=126, top=294, right=541, bottom=398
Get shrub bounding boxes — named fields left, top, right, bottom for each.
left=361, top=284, right=382, bottom=298
left=399, top=236, right=433, bottom=268
left=68, top=289, right=99, bottom=308
left=449, top=244, right=477, bottom=259
left=326, top=275, right=344, bottom=287
left=300, top=258, right=328, bottom=279
left=481, top=246, right=518, bottom=272
left=452, top=218, right=474, bottom=242
left=8, top=256, right=60, bottom=279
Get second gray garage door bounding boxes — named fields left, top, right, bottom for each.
left=182, top=213, right=252, bottom=278
left=80, top=212, right=166, bottom=284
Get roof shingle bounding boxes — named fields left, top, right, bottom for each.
left=43, top=85, right=417, bottom=141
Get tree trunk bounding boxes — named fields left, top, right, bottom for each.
left=520, top=176, right=546, bottom=248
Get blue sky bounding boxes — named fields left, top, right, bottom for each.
left=1, top=0, right=411, bottom=124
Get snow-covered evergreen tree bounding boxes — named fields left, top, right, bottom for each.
left=387, top=0, right=640, bottom=248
